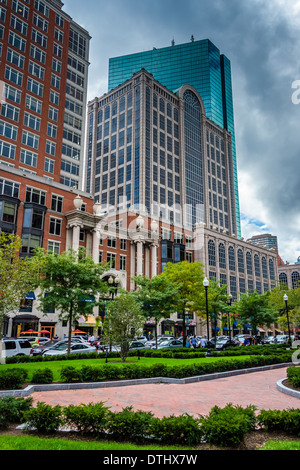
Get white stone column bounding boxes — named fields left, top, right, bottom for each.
left=136, top=240, right=143, bottom=276
left=151, top=243, right=158, bottom=277
left=92, top=229, right=100, bottom=263
left=72, top=224, right=80, bottom=252
left=130, top=242, right=136, bottom=290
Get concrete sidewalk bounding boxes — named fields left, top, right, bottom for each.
left=31, top=366, right=299, bottom=418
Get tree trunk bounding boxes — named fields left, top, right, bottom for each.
left=0, top=309, right=5, bottom=364
left=155, top=320, right=158, bottom=349
left=182, top=306, right=186, bottom=347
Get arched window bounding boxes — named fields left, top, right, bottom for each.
left=219, top=243, right=226, bottom=269
left=238, top=249, right=244, bottom=273
left=269, top=259, right=275, bottom=281
left=262, top=257, right=268, bottom=279
left=292, top=271, right=300, bottom=289
left=246, top=252, right=253, bottom=275
left=208, top=240, right=216, bottom=266
left=228, top=246, right=235, bottom=271
left=279, top=273, right=288, bottom=288
left=254, top=254, right=260, bottom=277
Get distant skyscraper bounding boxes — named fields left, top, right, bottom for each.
left=247, top=234, right=279, bottom=253
left=108, top=39, right=240, bottom=237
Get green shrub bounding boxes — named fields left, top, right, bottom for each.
left=287, top=366, right=300, bottom=388
left=258, top=408, right=300, bottom=436
left=0, top=368, right=28, bottom=389
left=0, top=396, right=33, bottom=430
left=151, top=413, right=202, bottom=446
left=63, top=402, right=110, bottom=435
left=23, top=401, right=63, bottom=434
left=200, top=404, right=257, bottom=447
left=106, top=406, right=154, bottom=443
left=60, top=365, right=82, bottom=382
left=31, top=368, right=53, bottom=384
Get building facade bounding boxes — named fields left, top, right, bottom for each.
left=0, top=0, right=92, bottom=338
left=0, top=0, right=90, bottom=189
left=247, top=233, right=279, bottom=253
left=108, top=39, right=240, bottom=237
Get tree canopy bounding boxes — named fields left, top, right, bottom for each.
left=35, top=247, right=108, bottom=353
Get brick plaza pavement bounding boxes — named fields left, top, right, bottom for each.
left=31, top=367, right=299, bottom=418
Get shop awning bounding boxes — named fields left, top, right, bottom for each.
left=78, top=315, right=96, bottom=327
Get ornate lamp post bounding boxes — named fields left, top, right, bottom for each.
left=227, top=294, right=233, bottom=338
left=283, top=294, right=291, bottom=346
left=203, top=277, right=210, bottom=341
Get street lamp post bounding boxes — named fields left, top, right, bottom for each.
left=283, top=294, right=291, bottom=346
left=227, top=294, right=232, bottom=338
left=203, top=277, right=210, bottom=341
left=107, top=276, right=120, bottom=352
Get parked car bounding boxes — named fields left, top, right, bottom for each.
left=134, top=336, right=148, bottom=343
left=157, top=339, right=184, bottom=350
left=43, top=342, right=97, bottom=356
left=207, top=336, right=229, bottom=348
left=215, top=337, right=238, bottom=350
left=129, top=341, right=151, bottom=350
left=276, top=335, right=290, bottom=344
left=262, top=336, right=276, bottom=345
left=233, top=334, right=254, bottom=345
left=1, top=338, right=33, bottom=358
left=39, top=338, right=89, bottom=355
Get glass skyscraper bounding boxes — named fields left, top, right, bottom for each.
left=108, top=39, right=241, bottom=237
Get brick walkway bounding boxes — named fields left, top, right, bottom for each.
left=31, top=367, right=299, bottom=418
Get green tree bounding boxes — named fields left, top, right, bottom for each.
left=0, top=233, right=40, bottom=363
left=269, top=285, right=300, bottom=334
left=159, top=261, right=205, bottom=346
left=35, top=247, right=108, bottom=353
left=132, top=275, right=179, bottom=348
left=102, top=293, right=145, bottom=362
left=202, top=280, right=232, bottom=342
left=234, top=291, right=277, bottom=342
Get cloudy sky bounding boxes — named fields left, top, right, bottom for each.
left=64, top=0, right=300, bottom=263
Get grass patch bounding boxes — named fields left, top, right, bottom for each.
left=259, top=440, right=300, bottom=450
left=0, top=435, right=194, bottom=451
left=1, top=355, right=251, bottom=383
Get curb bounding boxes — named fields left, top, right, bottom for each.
left=0, top=362, right=293, bottom=398
left=276, top=378, right=300, bottom=399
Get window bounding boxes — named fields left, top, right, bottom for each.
left=44, top=157, right=54, bottom=174
left=107, top=236, right=116, bottom=248
left=29, top=61, right=45, bottom=80
left=219, top=243, right=226, bottom=269
left=120, top=239, right=127, bottom=250
left=22, top=130, right=39, bottom=149
left=0, top=178, right=20, bottom=198
left=208, top=240, right=216, bottom=267
left=46, top=140, right=56, bottom=156
left=0, top=140, right=15, bottom=160
left=120, top=255, right=126, bottom=271
left=31, top=28, right=47, bottom=48
left=5, top=65, right=23, bottom=86
left=25, top=94, right=42, bottom=114
left=23, top=206, right=44, bottom=229
left=26, top=187, right=46, bottom=205
left=0, top=201, right=17, bottom=224
left=7, top=48, right=25, bottom=69
left=12, top=0, right=29, bottom=19
left=1, top=103, right=20, bottom=122
left=254, top=254, right=260, bottom=277
left=27, top=77, right=44, bottom=97
left=49, top=217, right=61, bottom=236
left=30, top=44, right=46, bottom=64
left=24, top=112, right=41, bottom=132
left=0, top=120, right=17, bottom=140
left=228, top=246, right=236, bottom=271
left=51, top=194, right=63, bottom=212
left=21, top=233, right=42, bottom=254
left=20, top=148, right=37, bottom=167
left=238, top=249, right=244, bottom=273
left=106, top=252, right=116, bottom=268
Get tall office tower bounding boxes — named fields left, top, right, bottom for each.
left=247, top=233, right=279, bottom=253
left=0, top=0, right=90, bottom=190
left=87, top=69, right=237, bottom=237
left=108, top=39, right=240, bottom=237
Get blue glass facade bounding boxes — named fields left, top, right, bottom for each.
left=108, top=39, right=241, bottom=237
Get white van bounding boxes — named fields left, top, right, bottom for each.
left=1, top=338, right=33, bottom=358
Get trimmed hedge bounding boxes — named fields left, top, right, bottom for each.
left=0, top=368, right=28, bottom=390
left=5, top=344, right=288, bottom=364
left=1, top=396, right=300, bottom=446
left=287, top=366, right=300, bottom=389
left=60, top=353, right=292, bottom=383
